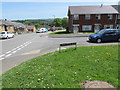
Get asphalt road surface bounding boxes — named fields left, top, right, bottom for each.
left=0, top=32, right=119, bottom=74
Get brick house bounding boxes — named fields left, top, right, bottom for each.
left=68, top=5, right=120, bottom=33
left=25, top=25, right=36, bottom=32
left=112, top=5, right=120, bottom=29
left=0, top=19, right=26, bottom=33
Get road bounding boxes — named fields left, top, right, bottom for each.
left=0, top=32, right=118, bottom=74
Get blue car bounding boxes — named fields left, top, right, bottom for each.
left=88, top=29, right=120, bottom=43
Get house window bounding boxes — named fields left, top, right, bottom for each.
left=108, top=14, right=113, bottom=20
left=82, top=25, right=92, bottom=31
left=118, top=14, right=120, bottom=19
left=95, top=14, right=101, bottom=20
left=104, top=25, right=113, bottom=29
left=85, top=14, right=91, bottom=20
left=73, top=14, right=79, bottom=20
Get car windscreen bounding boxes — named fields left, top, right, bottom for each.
left=96, top=30, right=107, bottom=34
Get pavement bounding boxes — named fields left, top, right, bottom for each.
left=48, top=33, right=90, bottom=38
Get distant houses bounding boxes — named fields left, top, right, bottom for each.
left=68, top=5, right=120, bottom=33
left=25, top=25, right=36, bottom=32
left=0, top=19, right=36, bottom=33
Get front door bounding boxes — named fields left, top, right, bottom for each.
left=94, top=24, right=100, bottom=33
left=73, top=26, right=79, bottom=33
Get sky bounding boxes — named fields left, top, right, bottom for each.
left=1, top=0, right=120, bottom=20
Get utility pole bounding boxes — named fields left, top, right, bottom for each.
left=53, top=15, right=55, bottom=26
left=53, top=15, right=55, bottom=31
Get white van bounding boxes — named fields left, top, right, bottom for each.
left=36, top=28, right=46, bottom=33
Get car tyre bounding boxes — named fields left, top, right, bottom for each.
left=6, top=36, right=9, bottom=39
left=96, top=38, right=102, bottom=43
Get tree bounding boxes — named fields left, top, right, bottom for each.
left=35, top=24, right=40, bottom=29
left=53, top=18, right=62, bottom=27
left=62, top=17, right=68, bottom=28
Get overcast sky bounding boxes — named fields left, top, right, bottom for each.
left=1, top=0, right=120, bottom=20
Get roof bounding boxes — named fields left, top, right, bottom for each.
left=69, top=5, right=119, bottom=15
left=0, top=19, right=25, bottom=28
left=112, top=5, right=120, bottom=13
left=26, top=25, right=35, bottom=29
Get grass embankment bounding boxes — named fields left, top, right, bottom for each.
left=49, top=31, right=94, bottom=35
left=49, top=31, right=72, bottom=35
left=2, top=45, right=119, bottom=88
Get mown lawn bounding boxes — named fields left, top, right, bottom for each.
left=2, top=45, right=119, bottom=88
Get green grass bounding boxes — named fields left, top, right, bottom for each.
left=49, top=31, right=72, bottom=35
left=49, top=31, right=94, bottom=35
left=2, top=45, right=119, bottom=88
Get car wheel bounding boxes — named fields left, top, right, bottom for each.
left=96, top=38, right=102, bottom=43
left=6, top=36, right=9, bottom=39
left=118, top=38, right=120, bottom=42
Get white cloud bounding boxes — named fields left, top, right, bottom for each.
left=1, top=0, right=120, bottom=2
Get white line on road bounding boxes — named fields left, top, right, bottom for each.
left=17, top=48, right=22, bottom=51
left=0, top=54, right=5, bottom=58
left=12, top=48, right=17, bottom=51
left=6, top=51, right=12, bottom=54
left=12, top=51, right=17, bottom=54
left=5, top=54, right=12, bottom=58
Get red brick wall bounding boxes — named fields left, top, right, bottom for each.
left=69, top=14, right=118, bottom=32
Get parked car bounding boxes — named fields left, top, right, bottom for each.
left=36, top=28, right=47, bottom=33
left=88, top=29, right=120, bottom=43
left=0, top=31, right=14, bottom=39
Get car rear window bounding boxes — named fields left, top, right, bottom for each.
left=1, top=32, right=5, bottom=34
left=7, top=32, right=12, bottom=34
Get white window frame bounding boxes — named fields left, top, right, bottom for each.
left=85, top=14, right=91, bottom=20
left=104, top=25, right=113, bottom=29
left=73, top=14, right=79, bottom=20
left=108, top=14, right=113, bottom=20
left=95, top=14, right=101, bottom=20
left=82, top=25, right=92, bottom=31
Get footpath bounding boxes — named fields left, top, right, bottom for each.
left=48, top=33, right=90, bottom=38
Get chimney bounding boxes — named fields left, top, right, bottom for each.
left=100, top=4, right=103, bottom=8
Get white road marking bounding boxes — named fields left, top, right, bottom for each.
left=16, top=46, right=20, bottom=49
left=5, top=54, right=12, bottom=58
left=0, top=54, right=5, bottom=58
left=17, top=48, right=22, bottom=50
left=2, top=39, right=33, bottom=59
left=20, top=45, right=23, bottom=47
left=6, top=51, right=12, bottom=54
left=0, top=58, right=5, bottom=61
left=12, top=51, right=17, bottom=54
left=12, top=48, right=17, bottom=51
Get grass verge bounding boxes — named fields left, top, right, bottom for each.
left=2, top=45, right=119, bottom=88
left=49, top=31, right=72, bottom=35
left=49, top=31, right=94, bottom=35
